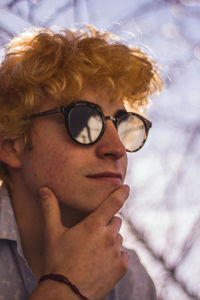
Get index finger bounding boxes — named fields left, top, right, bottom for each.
left=39, top=186, right=65, bottom=239
left=88, top=185, right=130, bottom=225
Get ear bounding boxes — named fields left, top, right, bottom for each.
left=0, top=137, right=23, bottom=169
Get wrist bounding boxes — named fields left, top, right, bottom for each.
left=39, top=273, right=89, bottom=300
left=29, top=279, right=81, bottom=300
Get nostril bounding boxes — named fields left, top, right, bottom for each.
left=95, top=129, right=126, bottom=160
left=103, top=153, right=116, bottom=158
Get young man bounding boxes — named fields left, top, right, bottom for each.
left=0, top=26, right=162, bottom=300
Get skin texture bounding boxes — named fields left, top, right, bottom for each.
left=34, top=184, right=130, bottom=300
left=14, top=88, right=128, bottom=226
left=0, top=87, right=130, bottom=300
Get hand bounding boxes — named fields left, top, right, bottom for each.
left=39, top=184, right=129, bottom=300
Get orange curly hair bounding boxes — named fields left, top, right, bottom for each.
left=0, top=25, right=162, bottom=184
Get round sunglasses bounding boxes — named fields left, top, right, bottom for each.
left=30, top=100, right=152, bottom=152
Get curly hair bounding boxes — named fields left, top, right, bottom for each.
left=0, top=25, right=162, bottom=183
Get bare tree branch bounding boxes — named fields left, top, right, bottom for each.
left=122, top=215, right=200, bottom=300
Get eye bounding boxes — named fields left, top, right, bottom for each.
left=114, top=109, right=127, bottom=119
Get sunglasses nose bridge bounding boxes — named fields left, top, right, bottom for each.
left=105, top=116, right=118, bottom=128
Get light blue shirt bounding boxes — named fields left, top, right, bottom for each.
left=0, top=184, right=157, bottom=300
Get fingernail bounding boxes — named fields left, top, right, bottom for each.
left=124, top=184, right=130, bottom=192
left=39, top=187, right=50, bottom=200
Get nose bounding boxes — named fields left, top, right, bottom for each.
left=95, top=120, right=127, bottom=160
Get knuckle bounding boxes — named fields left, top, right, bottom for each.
left=113, top=249, right=128, bottom=275
left=112, top=195, right=124, bottom=208
left=105, top=231, right=115, bottom=246
left=115, top=216, right=122, bottom=228
left=121, top=184, right=130, bottom=196
left=120, top=259, right=128, bottom=274
left=84, top=217, right=103, bottom=234
left=108, top=216, right=122, bottom=232
left=117, top=233, right=123, bottom=245
left=113, top=246, right=121, bottom=260
left=94, top=217, right=104, bottom=229
left=113, top=215, right=122, bottom=224
left=93, top=218, right=104, bottom=232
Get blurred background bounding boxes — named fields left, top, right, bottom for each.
left=0, top=1, right=199, bottom=299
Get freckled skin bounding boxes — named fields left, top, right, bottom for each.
left=18, top=88, right=128, bottom=225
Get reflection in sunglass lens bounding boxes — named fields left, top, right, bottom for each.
left=68, top=106, right=103, bottom=144
left=117, top=114, right=146, bottom=152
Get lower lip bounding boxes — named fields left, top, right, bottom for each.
left=87, top=176, right=122, bottom=185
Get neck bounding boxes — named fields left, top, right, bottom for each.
left=10, top=178, right=45, bottom=279
left=9, top=174, right=88, bottom=279
left=60, top=203, right=89, bottom=227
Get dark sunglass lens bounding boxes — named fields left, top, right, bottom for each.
left=118, top=114, right=146, bottom=152
left=68, top=105, right=103, bottom=144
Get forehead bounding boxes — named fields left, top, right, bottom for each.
left=38, top=87, right=125, bottom=114
left=74, top=87, right=125, bottom=114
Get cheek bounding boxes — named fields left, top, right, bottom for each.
left=22, top=141, right=74, bottom=194
left=121, top=154, right=128, bottom=180
left=125, top=155, right=128, bottom=174
left=37, top=146, right=71, bottom=183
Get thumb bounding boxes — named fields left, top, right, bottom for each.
left=39, top=186, right=65, bottom=238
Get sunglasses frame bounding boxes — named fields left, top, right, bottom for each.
left=30, top=100, right=152, bottom=152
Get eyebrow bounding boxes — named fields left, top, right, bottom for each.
left=113, top=109, right=127, bottom=118
left=31, top=106, right=128, bottom=120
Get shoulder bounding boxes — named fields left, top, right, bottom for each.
left=105, top=248, right=157, bottom=300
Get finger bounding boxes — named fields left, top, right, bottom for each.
left=116, top=233, right=123, bottom=248
left=89, top=185, right=130, bottom=225
left=115, top=251, right=129, bottom=277
left=121, top=251, right=129, bottom=268
left=107, top=216, right=122, bottom=236
left=39, top=186, right=64, bottom=238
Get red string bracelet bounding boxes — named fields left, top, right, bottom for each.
left=39, top=273, right=89, bottom=300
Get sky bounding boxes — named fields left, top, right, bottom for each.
left=0, top=1, right=200, bottom=299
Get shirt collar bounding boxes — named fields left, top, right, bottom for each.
left=0, top=182, right=24, bottom=256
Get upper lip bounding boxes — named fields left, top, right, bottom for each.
left=87, top=172, right=123, bottom=179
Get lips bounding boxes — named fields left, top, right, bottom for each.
left=86, top=172, right=123, bottom=185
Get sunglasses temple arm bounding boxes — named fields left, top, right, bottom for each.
left=30, top=108, right=63, bottom=119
